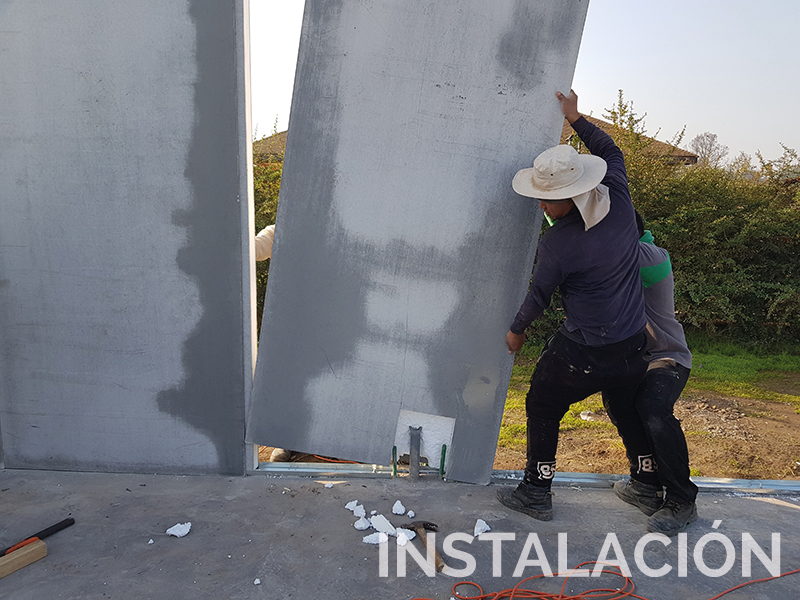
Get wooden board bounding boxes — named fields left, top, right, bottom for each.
left=0, top=539, right=47, bottom=578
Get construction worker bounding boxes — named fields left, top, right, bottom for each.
left=498, top=90, right=649, bottom=521
left=602, top=213, right=698, bottom=535
left=254, top=223, right=275, bottom=262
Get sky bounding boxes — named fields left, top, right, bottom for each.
left=249, top=0, right=800, bottom=162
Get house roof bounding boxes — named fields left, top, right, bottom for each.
left=561, top=115, right=697, bottom=162
left=255, top=116, right=697, bottom=163
left=253, top=130, right=287, bottom=159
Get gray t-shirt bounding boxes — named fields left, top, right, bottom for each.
left=639, top=232, right=692, bottom=369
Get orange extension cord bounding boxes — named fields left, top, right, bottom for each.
left=409, top=562, right=800, bottom=600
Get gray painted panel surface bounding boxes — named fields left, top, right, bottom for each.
left=248, top=0, right=588, bottom=483
left=0, top=1, right=251, bottom=474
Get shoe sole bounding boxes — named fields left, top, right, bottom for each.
left=496, top=489, right=553, bottom=521
left=613, top=481, right=660, bottom=517
left=647, top=507, right=699, bottom=536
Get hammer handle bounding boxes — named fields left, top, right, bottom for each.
left=416, top=529, right=447, bottom=572
left=2, top=518, right=75, bottom=556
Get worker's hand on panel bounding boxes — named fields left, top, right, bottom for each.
left=556, top=89, right=580, bottom=124
left=506, top=331, right=525, bottom=354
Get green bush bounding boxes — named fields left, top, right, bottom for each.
left=637, top=164, right=800, bottom=344
left=564, top=91, right=800, bottom=345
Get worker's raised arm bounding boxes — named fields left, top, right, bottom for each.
left=555, top=90, right=627, bottom=188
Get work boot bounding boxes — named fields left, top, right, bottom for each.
left=613, top=478, right=663, bottom=516
left=496, top=481, right=553, bottom=521
left=268, top=448, right=293, bottom=462
left=647, top=501, right=698, bottom=536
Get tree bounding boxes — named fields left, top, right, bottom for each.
left=690, top=132, right=729, bottom=168
left=601, top=90, right=684, bottom=208
left=756, top=143, right=800, bottom=188
left=727, top=151, right=758, bottom=180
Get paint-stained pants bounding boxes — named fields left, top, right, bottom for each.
left=604, top=363, right=698, bottom=506
left=524, top=331, right=648, bottom=488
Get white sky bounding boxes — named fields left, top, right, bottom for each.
left=249, top=0, right=800, bottom=162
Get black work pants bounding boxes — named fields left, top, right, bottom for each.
left=523, top=330, right=648, bottom=488
left=604, top=363, right=698, bottom=505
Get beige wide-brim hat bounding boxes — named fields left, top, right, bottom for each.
left=512, top=144, right=607, bottom=200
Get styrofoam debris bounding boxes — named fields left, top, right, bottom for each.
left=473, top=519, right=491, bottom=536
left=166, top=522, right=191, bottom=538
left=148, top=539, right=154, bottom=544
left=324, top=483, right=334, bottom=488
left=397, top=527, right=416, bottom=541
left=407, top=510, right=415, bottom=518
left=369, top=514, right=397, bottom=536
left=254, top=579, right=261, bottom=585
left=354, top=516, right=371, bottom=531
left=392, top=500, right=406, bottom=515
left=353, top=504, right=366, bottom=518
left=396, top=529, right=413, bottom=546
left=362, top=532, right=389, bottom=545
left=345, top=500, right=359, bottom=511
left=370, top=510, right=377, bottom=515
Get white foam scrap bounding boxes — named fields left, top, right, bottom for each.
left=148, top=539, right=154, bottom=545
left=166, top=522, right=191, bottom=538
left=392, top=500, right=406, bottom=515
left=407, top=510, right=415, bottom=518
left=345, top=500, right=359, bottom=511
left=397, top=527, right=415, bottom=541
left=324, top=483, right=334, bottom=488
left=396, top=529, right=413, bottom=546
left=354, top=516, right=371, bottom=531
left=370, top=510, right=377, bottom=515
left=473, top=519, right=491, bottom=536
left=362, top=532, right=389, bottom=545
left=353, top=504, right=366, bottom=518
left=369, top=514, right=397, bottom=536
left=254, top=579, right=261, bottom=585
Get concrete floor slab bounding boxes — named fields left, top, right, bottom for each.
left=2, top=470, right=799, bottom=599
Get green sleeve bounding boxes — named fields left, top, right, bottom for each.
left=640, top=256, right=672, bottom=288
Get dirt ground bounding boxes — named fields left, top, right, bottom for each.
left=493, top=382, right=800, bottom=481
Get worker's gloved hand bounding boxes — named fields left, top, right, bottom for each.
left=506, top=331, right=525, bottom=354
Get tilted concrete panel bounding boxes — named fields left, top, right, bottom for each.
left=0, top=0, right=254, bottom=474
left=247, top=0, right=588, bottom=483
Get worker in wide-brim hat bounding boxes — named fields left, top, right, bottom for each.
left=498, top=90, right=675, bottom=531
left=511, top=131, right=609, bottom=230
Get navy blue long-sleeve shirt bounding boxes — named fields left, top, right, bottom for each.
left=510, top=116, right=646, bottom=346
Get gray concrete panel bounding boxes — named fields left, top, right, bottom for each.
left=0, top=1, right=252, bottom=474
left=248, top=1, right=588, bottom=483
